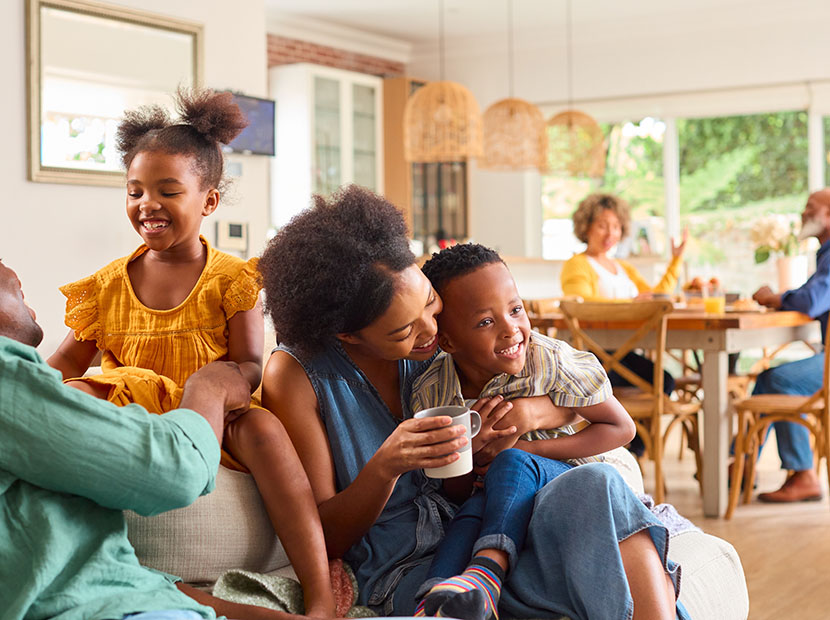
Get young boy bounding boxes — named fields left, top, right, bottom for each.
left=412, top=243, right=635, bottom=620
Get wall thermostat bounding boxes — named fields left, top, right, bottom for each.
left=216, top=220, right=248, bottom=253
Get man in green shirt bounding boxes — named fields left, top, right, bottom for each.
left=0, top=259, right=297, bottom=620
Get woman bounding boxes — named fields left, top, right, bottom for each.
left=560, top=193, right=687, bottom=302
left=259, top=185, right=689, bottom=620
left=560, top=193, right=686, bottom=407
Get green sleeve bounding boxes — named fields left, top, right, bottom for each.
left=0, top=338, right=220, bottom=516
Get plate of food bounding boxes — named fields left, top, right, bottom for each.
left=725, top=298, right=767, bottom=312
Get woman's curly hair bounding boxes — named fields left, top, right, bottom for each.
left=571, top=193, right=631, bottom=243
left=260, top=185, right=415, bottom=358
left=116, top=87, right=248, bottom=191
left=421, top=243, right=503, bottom=296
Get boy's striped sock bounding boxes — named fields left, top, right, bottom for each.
left=414, top=556, right=505, bottom=620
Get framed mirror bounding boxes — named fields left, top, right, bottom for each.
left=26, top=0, right=203, bottom=186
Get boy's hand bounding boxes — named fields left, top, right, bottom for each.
left=469, top=395, right=521, bottom=466
left=470, top=395, right=517, bottom=452
left=472, top=396, right=577, bottom=466
left=474, top=433, right=521, bottom=467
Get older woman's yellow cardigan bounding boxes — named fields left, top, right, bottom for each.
left=560, top=252, right=682, bottom=301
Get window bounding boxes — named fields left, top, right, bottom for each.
left=678, top=111, right=809, bottom=296
left=541, top=117, right=666, bottom=259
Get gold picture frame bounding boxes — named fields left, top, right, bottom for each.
left=26, top=0, right=203, bottom=186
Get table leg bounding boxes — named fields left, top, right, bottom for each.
left=701, top=350, right=729, bottom=517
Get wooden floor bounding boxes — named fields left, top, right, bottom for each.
left=646, top=428, right=830, bottom=620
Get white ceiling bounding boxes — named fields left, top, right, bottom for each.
left=264, top=0, right=762, bottom=46
left=263, top=0, right=830, bottom=113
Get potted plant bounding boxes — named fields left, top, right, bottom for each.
left=749, top=214, right=807, bottom=291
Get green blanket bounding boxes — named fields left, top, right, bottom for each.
left=213, top=564, right=375, bottom=618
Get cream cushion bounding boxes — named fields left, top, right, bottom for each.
left=125, top=466, right=290, bottom=585
left=670, top=530, right=749, bottom=620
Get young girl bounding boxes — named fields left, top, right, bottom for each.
left=47, top=88, right=336, bottom=618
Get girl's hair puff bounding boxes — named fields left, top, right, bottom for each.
left=116, top=87, right=248, bottom=191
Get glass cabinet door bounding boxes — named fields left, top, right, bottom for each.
left=352, top=83, right=377, bottom=190
left=314, top=76, right=341, bottom=195
left=411, top=162, right=467, bottom=246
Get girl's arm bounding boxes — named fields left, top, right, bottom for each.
left=226, top=299, right=265, bottom=392
left=516, top=396, right=635, bottom=460
left=46, top=330, right=100, bottom=380
left=262, top=351, right=469, bottom=558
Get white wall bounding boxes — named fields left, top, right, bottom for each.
left=1, top=0, right=269, bottom=354
left=406, top=0, right=830, bottom=257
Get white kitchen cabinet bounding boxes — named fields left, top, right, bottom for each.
left=269, top=63, right=383, bottom=228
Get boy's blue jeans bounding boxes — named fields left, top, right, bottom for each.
left=423, top=448, right=573, bottom=584
left=401, top=463, right=690, bottom=620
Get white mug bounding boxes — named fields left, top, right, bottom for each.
left=413, top=405, right=482, bottom=478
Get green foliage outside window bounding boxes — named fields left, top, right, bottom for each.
left=541, top=111, right=810, bottom=290
left=678, top=112, right=807, bottom=269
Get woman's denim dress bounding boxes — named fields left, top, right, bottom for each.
left=279, top=343, right=691, bottom=620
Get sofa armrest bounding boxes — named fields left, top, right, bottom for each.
left=670, top=530, right=749, bottom=620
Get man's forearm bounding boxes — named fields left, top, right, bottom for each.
left=180, top=385, right=226, bottom=445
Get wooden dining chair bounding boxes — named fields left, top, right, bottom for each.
left=523, top=296, right=581, bottom=338
left=673, top=339, right=818, bottom=405
left=558, top=299, right=703, bottom=504
left=725, top=321, right=830, bottom=519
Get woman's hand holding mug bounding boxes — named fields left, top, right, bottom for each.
left=413, top=406, right=482, bottom=478
left=373, top=414, right=469, bottom=480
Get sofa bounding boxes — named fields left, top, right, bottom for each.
left=125, top=447, right=749, bottom=619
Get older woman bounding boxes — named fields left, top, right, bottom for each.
left=561, top=193, right=686, bottom=301
left=560, top=193, right=687, bottom=413
left=259, top=185, right=689, bottom=620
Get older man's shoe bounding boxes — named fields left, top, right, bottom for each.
left=757, top=470, right=822, bottom=503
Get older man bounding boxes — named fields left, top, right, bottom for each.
left=751, top=188, right=830, bottom=502
left=0, top=260, right=297, bottom=619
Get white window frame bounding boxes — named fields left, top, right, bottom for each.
left=539, top=80, right=830, bottom=256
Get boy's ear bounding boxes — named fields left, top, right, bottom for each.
left=202, top=188, right=220, bottom=216
left=437, top=331, right=455, bottom=353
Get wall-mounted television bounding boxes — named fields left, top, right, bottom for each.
left=223, top=92, right=275, bottom=156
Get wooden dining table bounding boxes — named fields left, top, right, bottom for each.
left=530, top=308, right=821, bottom=517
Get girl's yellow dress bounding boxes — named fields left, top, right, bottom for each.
left=60, top=237, right=261, bottom=469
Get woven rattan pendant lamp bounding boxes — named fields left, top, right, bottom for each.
left=546, top=0, right=605, bottom=178
left=480, top=0, right=547, bottom=171
left=403, top=0, right=482, bottom=163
